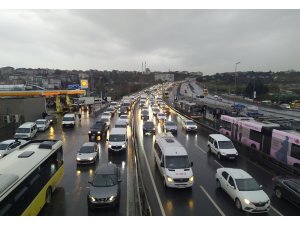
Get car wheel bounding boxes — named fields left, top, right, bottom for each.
left=208, top=147, right=211, bottom=153
left=46, top=187, right=52, bottom=204
left=235, top=198, right=242, bottom=210
left=163, top=179, right=168, bottom=189
left=217, top=153, right=221, bottom=160
left=216, top=179, right=221, bottom=189
left=275, top=187, right=282, bottom=199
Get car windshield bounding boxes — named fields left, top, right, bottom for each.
left=142, top=110, right=148, bottom=114
left=154, top=109, right=160, bottom=112
left=166, top=122, right=176, bottom=126
left=120, top=116, right=127, bottom=119
left=92, top=174, right=117, bottom=187
left=218, top=141, right=234, bottom=149
left=145, top=122, right=154, bottom=126
left=101, top=118, right=109, bottom=122
left=235, top=178, right=261, bottom=191
left=16, top=128, right=30, bottom=133
left=109, top=134, right=125, bottom=142
left=0, top=143, right=9, bottom=150
left=115, top=124, right=126, bottom=128
left=158, top=113, right=165, bottom=117
left=45, top=116, right=53, bottom=119
left=79, top=146, right=95, bottom=153
left=165, top=156, right=190, bottom=169
left=36, top=121, right=46, bottom=124
left=103, top=112, right=110, bottom=116
left=63, top=117, right=74, bottom=121
left=107, top=108, right=114, bottom=111
left=186, top=121, right=196, bottom=125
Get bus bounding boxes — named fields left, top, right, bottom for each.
left=0, top=140, right=64, bottom=216
left=219, top=115, right=253, bottom=138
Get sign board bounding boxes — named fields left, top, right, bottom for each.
left=80, top=80, right=89, bottom=89
left=67, top=84, right=81, bottom=90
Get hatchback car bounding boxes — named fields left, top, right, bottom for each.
left=157, top=113, right=167, bottom=121
left=0, top=139, right=27, bottom=159
left=76, top=142, right=99, bottom=164
left=141, top=110, right=149, bottom=120
left=143, top=121, right=155, bottom=135
left=87, top=163, right=121, bottom=209
left=45, top=114, right=57, bottom=125
left=216, top=168, right=270, bottom=213
left=272, top=176, right=300, bottom=207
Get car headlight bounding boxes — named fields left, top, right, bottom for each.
left=235, top=152, right=239, bottom=155
left=88, top=131, right=91, bottom=134
left=109, top=196, right=116, bottom=201
left=97, top=131, right=101, bottom=134
left=0, top=154, right=2, bottom=157
left=189, top=176, right=194, bottom=182
left=244, top=199, right=251, bottom=205
left=221, top=152, right=226, bottom=155
left=89, top=157, right=93, bottom=161
left=122, top=144, right=126, bottom=148
left=167, top=176, right=174, bottom=183
left=89, top=195, right=96, bottom=202
left=153, top=128, right=155, bottom=130
left=50, top=120, right=53, bottom=122
left=109, top=144, right=112, bottom=148
left=76, top=157, right=81, bottom=161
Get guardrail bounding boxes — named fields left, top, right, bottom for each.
left=166, top=101, right=300, bottom=177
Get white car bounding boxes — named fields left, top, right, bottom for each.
left=207, top=134, right=238, bottom=160
left=36, top=119, right=50, bottom=131
left=216, top=168, right=270, bottom=213
left=0, top=139, right=27, bottom=159
left=182, top=120, right=197, bottom=132
left=102, top=111, right=112, bottom=119
left=157, top=113, right=167, bottom=121
left=119, top=114, right=129, bottom=125
left=76, top=142, right=99, bottom=164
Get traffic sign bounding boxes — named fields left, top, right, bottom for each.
left=81, top=80, right=88, bottom=89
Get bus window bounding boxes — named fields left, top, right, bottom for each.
left=291, top=144, right=300, bottom=161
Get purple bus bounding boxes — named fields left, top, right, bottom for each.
left=270, top=129, right=300, bottom=169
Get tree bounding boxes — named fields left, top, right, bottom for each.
left=244, top=79, right=269, bottom=99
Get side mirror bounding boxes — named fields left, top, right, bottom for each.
left=160, top=162, right=164, bottom=167
left=88, top=181, right=92, bottom=184
left=260, top=184, right=263, bottom=189
left=118, top=179, right=122, bottom=183
left=230, top=185, right=236, bottom=190
left=190, top=162, right=193, bottom=167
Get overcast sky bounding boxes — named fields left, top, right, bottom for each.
left=0, top=9, right=300, bottom=75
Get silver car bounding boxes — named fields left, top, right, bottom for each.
left=76, top=142, right=99, bottom=164
left=0, top=139, right=27, bottom=159
left=87, top=163, right=121, bottom=209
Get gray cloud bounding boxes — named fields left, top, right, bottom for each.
left=0, top=9, right=300, bottom=74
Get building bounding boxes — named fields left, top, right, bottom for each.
left=154, top=74, right=175, bottom=82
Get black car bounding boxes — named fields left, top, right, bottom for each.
left=87, top=163, right=121, bottom=210
left=88, top=121, right=108, bottom=141
left=45, top=114, right=57, bottom=125
left=272, top=176, right=300, bottom=206
left=118, top=106, right=128, bottom=116
left=141, top=110, right=149, bottom=120
left=143, top=121, right=155, bottom=135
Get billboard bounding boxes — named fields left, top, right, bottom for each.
left=80, top=80, right=89, bottom=89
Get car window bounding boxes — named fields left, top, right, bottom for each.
left=285, top=181, right=299, bottom=192
left=214, top=141, right=218, bottom=149
left=228, top=176, right=235, bottom=188
left=221, top=171, right=229, bottom=180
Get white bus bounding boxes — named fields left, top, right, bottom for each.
left=0, top=140, right=64, bottom=216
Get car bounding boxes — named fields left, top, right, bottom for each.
left=101, top=111, right=112, bottom=119
left=152, top=104, right=159, bottom=110
left=141, top=110, right=149, bottom=120
left=14, top=122, right=38, bottom=140
left=162, top=106, right=170, bottom=115
left=76, top=142, right=99, bottom=164
left=118, top=106, right=128, bottom=116
left=115, top=119, right=127, bottom=129
left=143, top=121, right=155, bottom=135
left=0, top=139, right=27, bottom=159
left=272, top=176, right=300, bottom=207
left=164, top=121, right=178, bottom=134
left=36, top=119, right=50, bottom=131
left=100, top=118, right=110, bottom=128
left=207, top=134, right=238, bottom=160
left=106, top=107, right=116, bottom=115
left=45, top=114, right=57, bottom=125
left=141, top=106, right=148, bottom=111
left=182, top=119, right=197, bottom=132
left=88, top=121, right=108, bottom=141
left=216, top=168, right=270, bottom=213
left=108, top=128, right=127, bottom=152
left=87, top=163, right=121, bottom=209
left=157, top=113, right=167, bottom=121
left=152, top=108, right=160, bottom=116
left=279, top=104, right=291, bottom=109
left=62, top=113, right=76, bottom=128
left=119, top=114, right=129, bottom=125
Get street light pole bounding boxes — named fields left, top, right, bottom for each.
left=234, top=62, right=240, bottom=106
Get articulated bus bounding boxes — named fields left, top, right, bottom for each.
left=220, top=115, right=300, bottom=169
left=0, top=140, right=64, bottom=216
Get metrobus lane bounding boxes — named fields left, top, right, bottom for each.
left=134, top=104, right=223, bottom=216
left=36, top=110, right=128, bottom=216
left=168, top=110, right=300, bottom=216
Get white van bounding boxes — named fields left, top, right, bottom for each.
left=154, top=133, right=194, bottom=188
left=62, top=113, right=76, bottom=128
left=108, top=128, right=127, bottom=152
left=207, top=134, right=238, bottom=160
left=14, top=122, right=37, bottom=140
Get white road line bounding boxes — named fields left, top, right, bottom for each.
left=126, top=152, right=130, bottom=216
left=195, top=144, right=207, bottom=154
left=270, top=205, right=284, bottom=216
left=200, top=185, right=226, bottom=216
left=214, top=160, right=224, bottom=168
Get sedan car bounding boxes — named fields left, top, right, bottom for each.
left=119, top=114, right=129, bottom=125
left=164, top=121, right=178, bottom=134
left=0, top=139, right=27, bottom=159
left=152, top=108, right=160, bottom=117
left=141, top=110, right=149, bottom=120
left=143, top=121, right=155, bottom=135
left=216, top=168, right=270, bottom=213
left=272, top=176, right=300, bottom=207
left=182, top=119, right=198, bottom=132
left=76, top=142, right=99, bottom=164
left=157, top=113, right=167, bottom=122
left=36, top=119, right=50, bottom=131
left=45, top=114, right=57, bottom=125
left=87, top=163, right=121, bottom=209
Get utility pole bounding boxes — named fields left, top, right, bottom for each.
left=234, top=62, right=240, bottom=105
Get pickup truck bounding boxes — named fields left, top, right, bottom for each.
left=88, top=121, right=108, bottom=141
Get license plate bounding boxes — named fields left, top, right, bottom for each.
left=229, top=157, right=235, bottom=159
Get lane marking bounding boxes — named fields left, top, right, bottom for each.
left=126, top=148, right=130, bottom=216
left=195, top=144, right=207, bottom=154
left=270, top=205, right=284, bottom=216
left=200, top=185, right=226, bottom=216
left=135, top=109, right=166, bottom=216
left=214, top=160, right=224, bottom=168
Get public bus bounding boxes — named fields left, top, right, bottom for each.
left=219, top=115, right=254, bottom=138
left=0, top=140, right=64, bottom=216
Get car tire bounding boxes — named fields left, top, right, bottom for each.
left=216, top=179, right=221, bottom=189
left=235, top=198, right=242, bottom=210
left=275, top=187, right=282, bottom=199
left=163, top=179, right=168, bottom=189
left=46, top=187, right=52, bottom=204
left=208, top=146, right=211, bottom=153
left=217, top=153, right=221, bottom=160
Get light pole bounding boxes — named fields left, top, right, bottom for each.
left=234, top=62, right=240, bottom=106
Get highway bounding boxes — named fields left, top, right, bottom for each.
left=133, top=95, right=300, bottom=216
